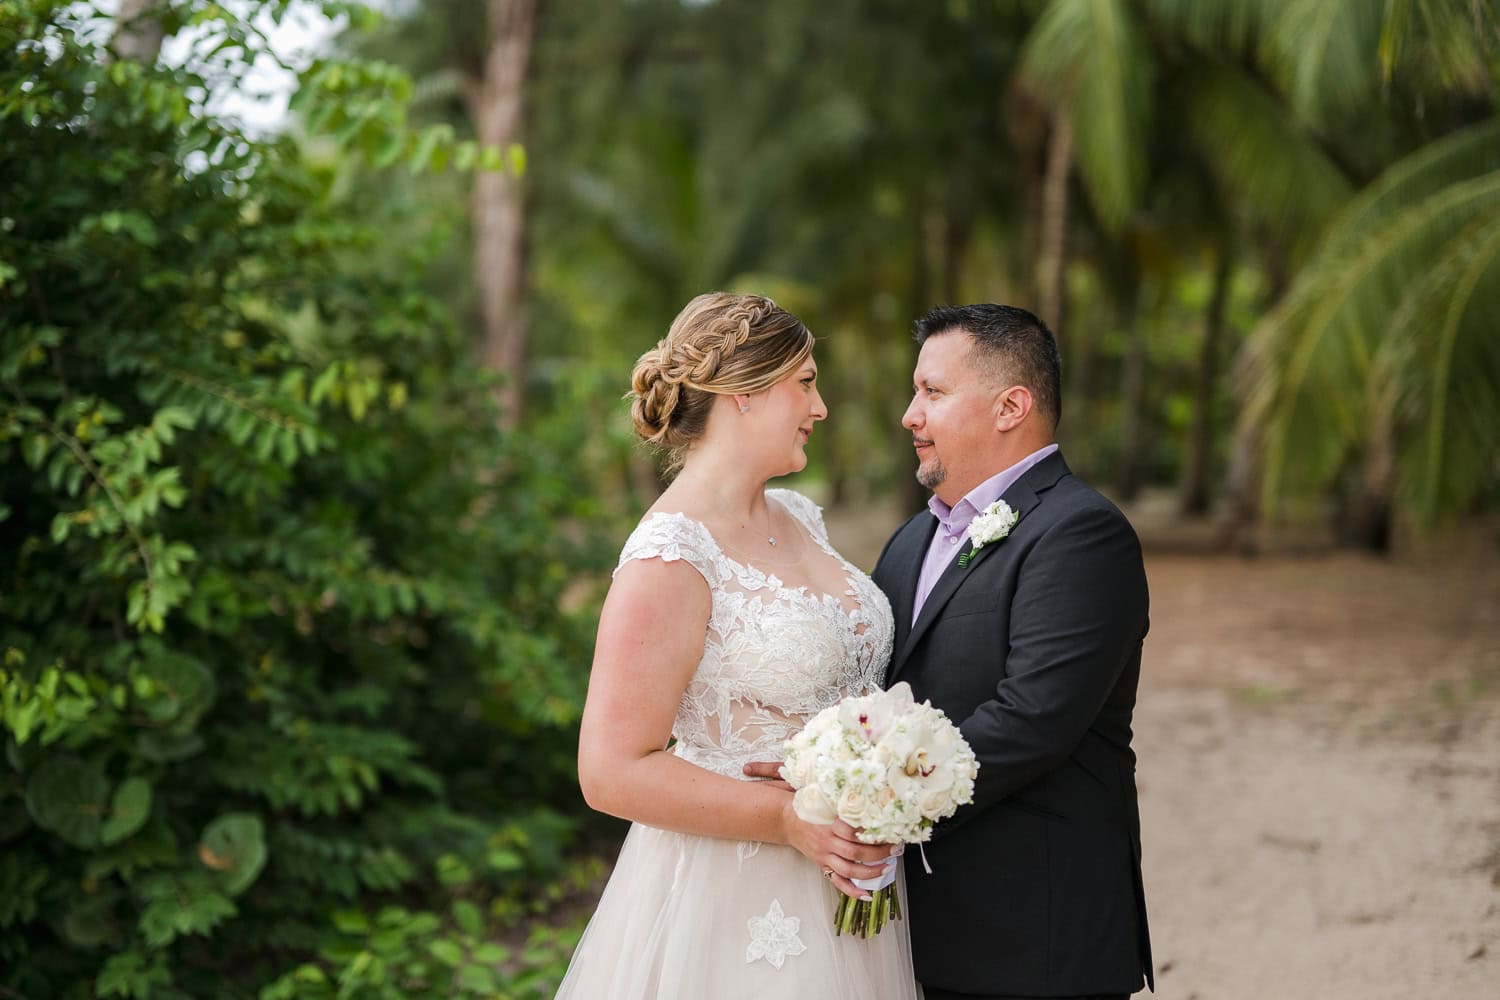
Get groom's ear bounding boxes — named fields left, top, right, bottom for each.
left=993, top=385, right=1033, bottom=432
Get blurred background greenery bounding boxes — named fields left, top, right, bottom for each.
left=1, top=0, right=1496, bottom=997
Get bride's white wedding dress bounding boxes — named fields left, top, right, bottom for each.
left=554, top=489, right=919, bottom=999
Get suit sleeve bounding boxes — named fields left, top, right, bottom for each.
left=944, top=503, right=1147, bottom=830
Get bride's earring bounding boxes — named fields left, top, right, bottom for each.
left=739, top=404, right=750, bottom=414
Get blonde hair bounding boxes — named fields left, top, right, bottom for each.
left=630, top=292, right=814, bottom=462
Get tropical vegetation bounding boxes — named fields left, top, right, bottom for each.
left=1, top=0, right=1495, bottom=996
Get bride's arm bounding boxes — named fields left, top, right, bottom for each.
left=577, top=558, right=892, bottom=896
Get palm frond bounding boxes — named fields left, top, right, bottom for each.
left=564, top=169, right=683, bottom=284
left=699, top=94, right=871, bottom=288
left=1182, top=57, right=1353, bottom=246
left=1395, top=209, right=1500, bottom=519
left=1379, top=0, right=1498, bottom=92
left=1141, top=0, right=1284, bottom=53
left=1239, top=161, right=1500, bottom=514
left=1020, top=0, right=1153, bottom=232
left=1330, top=119, right=1500, bottom=251
left=1259, top=0, right=1385, bottom=126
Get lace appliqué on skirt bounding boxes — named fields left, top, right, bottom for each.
left=745, top=899, right=806, bottom=969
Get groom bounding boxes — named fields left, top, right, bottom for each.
left=875, top=304, right=1152, bottom=999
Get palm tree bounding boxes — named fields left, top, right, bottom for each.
left=1017, top=0, right=1355, bottom=505
left=1224, top=0, right=1500, bottom=546
left=1237, top=120, right=1500, bottom=545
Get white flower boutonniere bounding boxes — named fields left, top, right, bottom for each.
left=958, top=500, right=1020, bottom=568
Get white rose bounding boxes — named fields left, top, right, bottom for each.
left=780, top=749, right=816, bottom=788
left=919, top=785, right=959, bottom=818
left=836, top=785, right=869, bottom=824
left=793, top=785, right=838, bottom=825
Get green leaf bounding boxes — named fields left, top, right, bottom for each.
left=135, top=729, right=205, bottom=763
left=456, top=963, right=498, bottom=994
left=453, top=140, right=479, bottom=172
left=452, top=899, right=482, bottom=937
left=409, top=124, right=453, bottom=174
left=97, top=950, right=172, bottom=998
left=471, top=942, right=510, bottom=965
left=138, top=874, right=237, bottom=947
left=133, top=649, right=216, bottom=731
left=372, top=128, right=407, bottom=169
left=100, top=777, right=152, bottom=846
left=427, top=939, right=463, bottom=967
left=24, top=755, right=110, bottom=848
left=332, top=908, right=370, bottom=934
left=199, top=813, right=267, bottom=895
left=62, top=888, right=124, bottom=948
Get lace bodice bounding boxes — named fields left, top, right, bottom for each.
left=616, top=489, right=894, bottom=779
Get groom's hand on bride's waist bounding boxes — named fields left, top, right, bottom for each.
left=742, top=760, right=792, bottom=791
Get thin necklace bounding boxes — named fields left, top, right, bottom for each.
left=766, top=506, right=778, bottom=547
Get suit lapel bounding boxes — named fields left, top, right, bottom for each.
left=886, top=451, right=1070, bottom=685
left=889, top=514, right=937, bottom=657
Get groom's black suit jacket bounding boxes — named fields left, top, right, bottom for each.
left=872, top=451, right=1153, bottom=998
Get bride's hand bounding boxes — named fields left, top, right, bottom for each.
left=742, top=760, right=792, bottom=791
left=780, top=801, right=899, bottom=901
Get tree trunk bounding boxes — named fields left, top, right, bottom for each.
left=1035, top=115, right=1073, bottom=335
left=467, top=0, right=537, bottom=429
left=1342, top=412, right=1397, bottom=553
left=1219, top=236, right=1289, bottom=554
left=112, top=0, right=165, bottom=63
left=940, top=203, right=972, bottom=306
left=1219, top=422, right=1263, bottom=555
left=1114, top=293, right=1148, bottom=502
left=1343, top=459, right=1395, bottom=553
left=1003, top=82, right=1049, bottom=315
left=1180, top=242, right=1233, bottom=516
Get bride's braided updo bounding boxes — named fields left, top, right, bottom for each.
left=630, top=292, right=813, bottom=464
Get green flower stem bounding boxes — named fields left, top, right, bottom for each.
left=832, top=886, right=902, bottom=938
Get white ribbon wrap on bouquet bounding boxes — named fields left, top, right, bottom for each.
left=849, top=848, right=903, bottom=893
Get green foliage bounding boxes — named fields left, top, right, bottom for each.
left=1240, top=120, right=1500, bottom=523
left=0, top=1, right=607, bottom=995
left=1021, top=0, right=1155, bottom=232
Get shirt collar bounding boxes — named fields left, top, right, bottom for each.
left=926, top=443, right=1059, bottom=537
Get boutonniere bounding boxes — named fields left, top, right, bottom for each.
left=958, top=500, right=1020, bottom=568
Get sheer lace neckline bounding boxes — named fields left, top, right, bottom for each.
left=642, top=497, right=861, bottom=618
left=615, top=488, right=895, bottom=780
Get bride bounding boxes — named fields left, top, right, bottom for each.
left=554, top=293, right=918, bottom=998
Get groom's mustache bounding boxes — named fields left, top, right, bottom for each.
left=912, top=437, right=934, bottom=448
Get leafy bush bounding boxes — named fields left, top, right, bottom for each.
left=1, top=2, right=613, bottom=995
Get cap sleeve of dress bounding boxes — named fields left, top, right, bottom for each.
left=767, top=488, right=830, bottom=547
left=614, top=512, right=723, bottom=588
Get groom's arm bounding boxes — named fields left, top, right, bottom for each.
left=937, top=503, right=1147, bottom=838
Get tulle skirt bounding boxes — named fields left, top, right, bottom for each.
left=554, top=822, right=920, bottom=999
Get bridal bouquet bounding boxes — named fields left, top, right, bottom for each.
left=781, top=682, right=978, bottom=937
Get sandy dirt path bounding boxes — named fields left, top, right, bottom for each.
left=1136, top=550, right=1499, bottom=999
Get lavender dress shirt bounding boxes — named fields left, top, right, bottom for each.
left=911, top=443, right=1060, bottom=624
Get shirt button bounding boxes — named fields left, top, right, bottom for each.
left=949, top=536, right=959, bottom=545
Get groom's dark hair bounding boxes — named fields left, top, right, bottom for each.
left=913, top=304, right=1062, bottom=430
